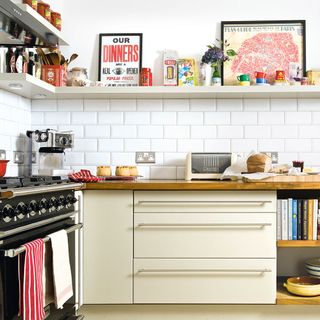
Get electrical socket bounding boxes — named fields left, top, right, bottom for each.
left=32, top=152, right=37, bottom=164
left=13, top=151, right=24, bottom=164
left=261, top=151, right=278, bottom=164
left=135, top=152, right=156, bottom=164
left=0, top=150, right=6, bottom=160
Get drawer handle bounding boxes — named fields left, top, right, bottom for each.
left=137, top=200, right=272, bottom=206
left=136, top=223, right=272, bottom=228
left=137, top=268, right=272, bottom=274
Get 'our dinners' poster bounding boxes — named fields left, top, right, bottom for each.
left=99, top=33, right=142, bottom=86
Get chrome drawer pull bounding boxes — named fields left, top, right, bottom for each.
left=137, top=268, right=272, bottom=274
left=137, top=200, right=272, bottom=206
left=137, top=223, right=272, bottom=228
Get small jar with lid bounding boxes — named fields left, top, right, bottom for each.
left=23, top=0, right=37, bottom=10
left=51, top=12, right=62, bottom=30
left=140, top=68, right=152, bottom=86
left=37, top=2, right=51, bottom=21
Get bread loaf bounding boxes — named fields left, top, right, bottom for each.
left=246, top=153, right=272, bottom=173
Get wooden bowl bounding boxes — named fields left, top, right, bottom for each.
left=284, top=276, right=320, bottom=296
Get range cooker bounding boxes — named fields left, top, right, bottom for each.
left=0, top=176, right=84, bottom=320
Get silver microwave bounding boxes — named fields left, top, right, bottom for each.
left=185, top=152, right=239, bottom=180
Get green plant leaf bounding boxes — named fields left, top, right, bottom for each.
left=226, top=49, right=237, bottom=56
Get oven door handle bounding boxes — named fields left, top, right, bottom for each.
left=2, top=223, right=83, bottom=258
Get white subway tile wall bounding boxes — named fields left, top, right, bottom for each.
left=0, top=90, right=31, bottom=176
left=31, top=98, right=320, bottom=179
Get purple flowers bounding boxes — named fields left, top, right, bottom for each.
left=201, top=41, right=237, bottom=67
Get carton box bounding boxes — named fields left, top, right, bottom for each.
left=42, top=65, right=67, bottom=86
left=163, top=51, right=177, bottom=86
left=177, top=59, right=197, bottom=87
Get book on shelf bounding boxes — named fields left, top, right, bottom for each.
left=277, top=198, right=319, bottom=241
left=292, top=199, right=298, bottom=240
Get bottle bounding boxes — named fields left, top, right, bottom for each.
left=9, top=48, right=16, bottom=73
left=34, top=54, right=41, bottom=79
left=0, top=48, right=7, bottom=73
left=15, top=48, right=24, bottom=73
left=28, top=52, right=35, bottom=76
left=22, top=49, right=29, bottom=74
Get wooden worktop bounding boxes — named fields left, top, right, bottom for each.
left=84, top=175, right=320, bottom=190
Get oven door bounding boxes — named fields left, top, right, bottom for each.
left=0, top=218, right=82, bottom=320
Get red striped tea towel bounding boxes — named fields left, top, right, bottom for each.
left=69, top=169, right=103, bottom=182
left=20, top=239, right=45, bottom=320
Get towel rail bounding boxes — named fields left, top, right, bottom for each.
left=3, top=223, right=83, bottom=258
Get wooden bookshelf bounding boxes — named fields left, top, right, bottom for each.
left=277, top=277, right=320, bottom=305
left=277, top=240, right=320, bottom=248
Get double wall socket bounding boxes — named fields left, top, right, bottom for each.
left=135, top=152, right=155, bottom=164
left=261, top=151, right=278, bottom=164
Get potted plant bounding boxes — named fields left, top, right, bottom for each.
left=201, top=40, right=237, bottom=86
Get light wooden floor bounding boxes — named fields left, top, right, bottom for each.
left=80, top=305, right=320, bottom=320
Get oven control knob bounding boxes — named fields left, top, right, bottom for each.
left=50, top=197, right=58, bottom=210
left=59, top=196, right=66, bottom=206
left=71, top=197, right=77, bottom=204
left=3, top=205, right=14, bottom=220
left=15, top=203, right=28, bottom=219
left=28, top=201, right=39, bottom=216
left=29, top=201, right=39, bottom=212
left=39, top=199, right=50, bottom=213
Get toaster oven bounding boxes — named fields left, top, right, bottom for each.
left=185, top=152, right=238, bottom=180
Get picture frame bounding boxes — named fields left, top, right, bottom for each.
left=221, top=20, right=306, bottom=85
left=98, top=33, right=143, bottom=86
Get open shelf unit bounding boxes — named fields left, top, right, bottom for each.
left=15, top=3, right=68, bottom=46
left=277, top=240, right=320, bottom=248
left=2, top=73, right=320, bottom=99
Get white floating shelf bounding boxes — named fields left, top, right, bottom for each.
left=15, top=3, right=69, bottom=46
left=2, top=73, right=320, bottom=100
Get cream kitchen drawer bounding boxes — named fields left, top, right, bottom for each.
left=134, top=258, right=276, bottom=304
left=134, top=212, right=276, bottom=258
left=134, top=191, right=276, bottom=213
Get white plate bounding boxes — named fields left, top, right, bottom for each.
left=306, top=172, right=320, bottom=175
left=306, top=258, right=320, bottom=268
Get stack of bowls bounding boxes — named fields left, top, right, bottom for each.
left=305, top=258, right=320, bottom=278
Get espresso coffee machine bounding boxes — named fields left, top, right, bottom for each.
left=27, top=129, right=74, bottom=176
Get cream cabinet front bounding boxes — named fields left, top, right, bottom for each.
left=83, top=190, right=133, bottom=304
left=134, top=212, right=276, bottom=258
left=134, top=258, right=276, bottom=304
left=133, top=190, right=277, bottom=304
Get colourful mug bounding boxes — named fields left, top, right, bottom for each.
left=255, top=71, right=266, bottom=79
left=256, top=78, right=267, bottom=84
left=237, top=74, right=250, bottom=82
left=275, top=70, right=285, bottom=80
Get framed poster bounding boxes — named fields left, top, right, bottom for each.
left=221, top=20, right=306, bottom=85
left=98, top=33, right=142, bottom=86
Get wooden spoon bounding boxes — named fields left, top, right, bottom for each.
left=68, top=53, right=78, bottom=65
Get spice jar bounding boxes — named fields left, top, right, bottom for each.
left=37, top=2, right=51, bottom=21
left=23, top=0, right=37, bottom=10
left=140, top=68, right=152, bottom=86
left=51, top=12, right=62, bottom=30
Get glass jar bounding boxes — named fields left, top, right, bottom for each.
left=140, top=68, right=152, bottom=86
left=67, top=67, right=88, bottom=86
left=23, top=0, right=37, bottom=10
left=38, top=147, right=64, bottom=175
left=37, top=2, right=51, bottom=21
left=51, top=12, right=62, bottom=31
